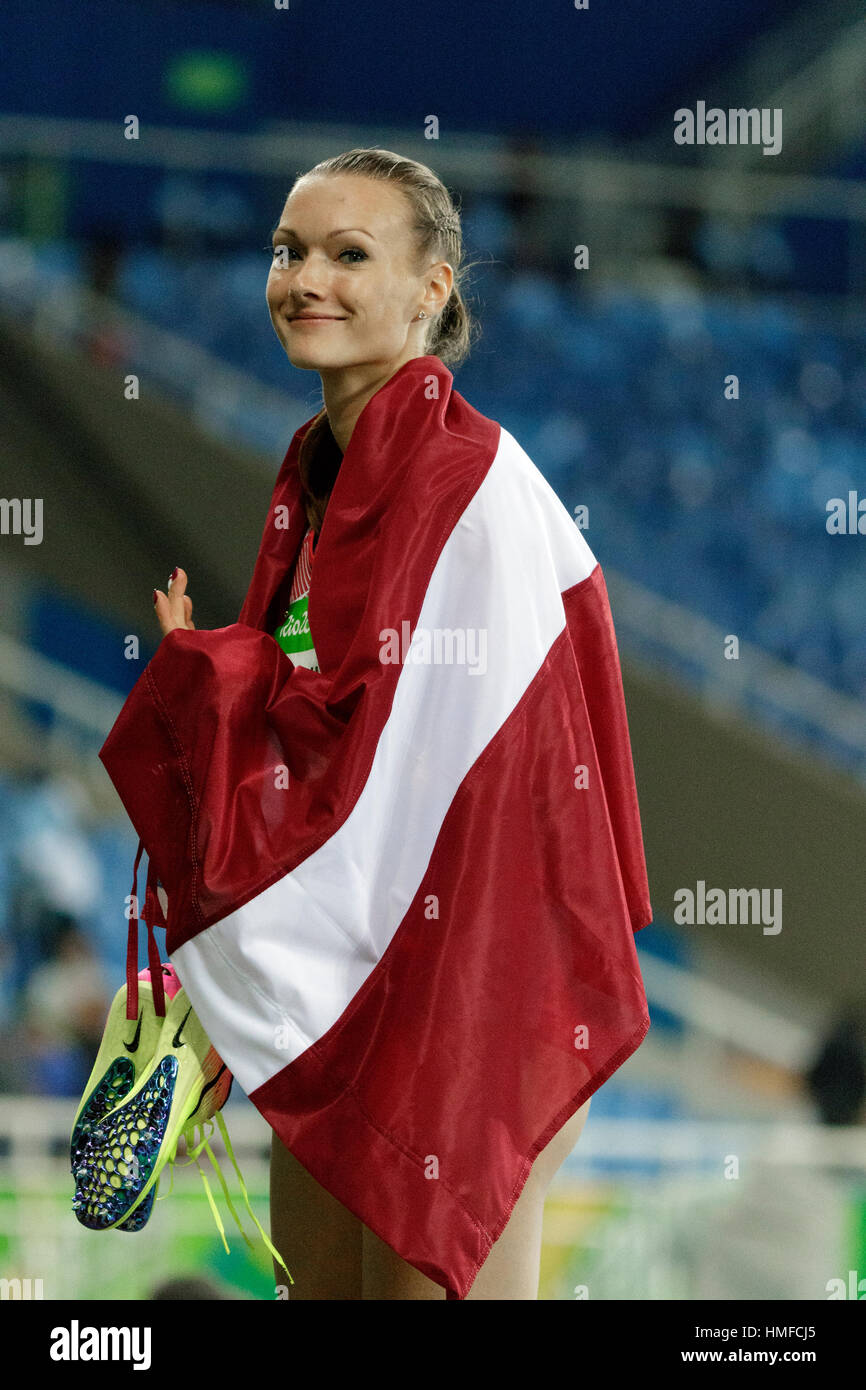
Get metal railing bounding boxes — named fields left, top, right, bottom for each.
left=0, top=112, right=866, bottom=223
left=606, top=568, right=866, bottom=788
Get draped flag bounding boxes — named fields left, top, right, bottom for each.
left=99, top=353, right=652, bottom=1299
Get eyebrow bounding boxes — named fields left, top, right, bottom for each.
left=271, top=226, right=376, bottom=243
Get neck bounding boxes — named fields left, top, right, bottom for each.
left=318, top=351, right=425, bottom=454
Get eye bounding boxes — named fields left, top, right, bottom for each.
left=266, top=244, right=298, bottom=262
left=264, top=245, right=367, bottom=264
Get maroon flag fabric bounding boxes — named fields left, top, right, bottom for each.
left=99, top=353, right=652, bottom=1298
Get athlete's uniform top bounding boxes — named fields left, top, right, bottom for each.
left=273, top=525, right=319, bottom=670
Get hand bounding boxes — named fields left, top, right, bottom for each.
left=153, top=566, right=196, bottom=639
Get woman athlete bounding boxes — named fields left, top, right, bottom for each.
left=148, top=149, right=634, bottom=1299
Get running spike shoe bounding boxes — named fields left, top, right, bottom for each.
left=72, top=983, right=232, bottom=1232
left=71, top=964, right=182, bottom=1232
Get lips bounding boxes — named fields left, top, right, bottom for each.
left=289, top=315, right=346, bottom=322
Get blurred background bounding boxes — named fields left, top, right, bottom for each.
left=1, top=0, right=865, bottom=1301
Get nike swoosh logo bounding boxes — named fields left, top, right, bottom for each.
left=172, top=1006, right=193, bottom=1049
left=189, top=1065, right=228, bottom=1121
left=123, top=1014, right=143, bottom=1053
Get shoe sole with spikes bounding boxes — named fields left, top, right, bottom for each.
left=71, top=966, right=181, bottom=1232
left=72, top=985, right=232, bottom=1232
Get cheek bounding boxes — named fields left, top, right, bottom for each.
left=361, top=278, right=402, bottom=323
left=265, top=270, right=285, bottom=308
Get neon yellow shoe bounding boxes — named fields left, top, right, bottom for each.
left=73, top=838, right=290, bottom=1280
left=71, top=963, right=181, bottom=1232
left=72, top=961, right=290, bottom=1282
left=71, top=979, right=231, bottom=1230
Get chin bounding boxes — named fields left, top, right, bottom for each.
left=285, top=346, right=346, bottom=370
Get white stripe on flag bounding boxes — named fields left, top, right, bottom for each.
left=172, top=427, right=598, bottom=1093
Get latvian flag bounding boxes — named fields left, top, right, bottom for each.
left=99, top=353, right=652, bottom=1299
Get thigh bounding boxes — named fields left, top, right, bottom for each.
left=360, top=1098, right=592, bottom=1300
left=526, top=1096, right=592, bottom=1192
left=361, top=1222, right=446, bottom=1300
left=465, top=1097, right=592, bottom=1300
left=270, top=1133, right=363, bottom=1300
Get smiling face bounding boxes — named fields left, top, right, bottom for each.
left=266, top=173, right=449, bottom=375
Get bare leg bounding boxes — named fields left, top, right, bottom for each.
left=361, top=1096, right=592, bottom=1300
left=362, top=1224, right=448, bottom=1300
left=270, top=1133, right=363, bottom=1299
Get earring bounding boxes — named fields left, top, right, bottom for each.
left=415, top=310, right=428, bottom=321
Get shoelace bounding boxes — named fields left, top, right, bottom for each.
left=161, top=1112, right=291, bottom=1284
left=127, top=838, right=166, bottom=1021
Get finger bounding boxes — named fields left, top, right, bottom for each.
left=152, top=588, right=172, bottom=637
left=183, top=595, right=195, bottom=630
left=167, top=566, right=187, bottom=626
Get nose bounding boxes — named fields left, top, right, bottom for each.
left=269, top=249, right=338, bottom=324
left=291, top=251, right=332, bottom=299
